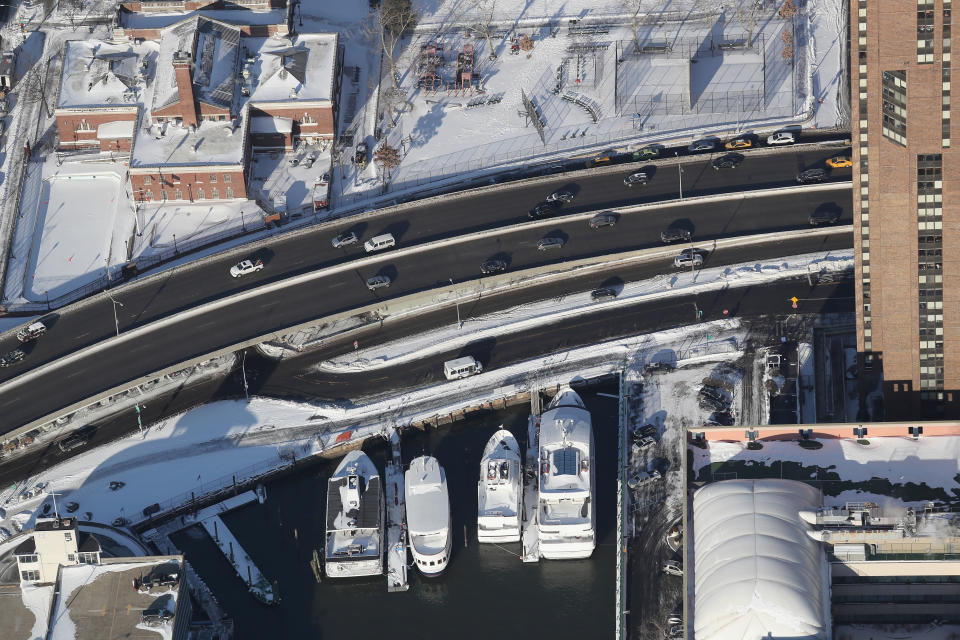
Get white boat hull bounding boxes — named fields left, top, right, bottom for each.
left=477, top=429, right=522, bottom=545
left=325, top=558, right=383, bottom=578
left=410, top=514, right=452, bottom=577
left=477, top=524, right=521, bottom=544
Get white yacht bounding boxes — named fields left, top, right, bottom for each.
left=405, top=455, right=452, bottom=576
left=324, top=450, right=384, bottom=578
left=477, top=429, right=522, bottom=544
left=537, top=386, right=596, bottom=559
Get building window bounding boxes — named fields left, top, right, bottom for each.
left=143, top=176, right=152, bottom=186
left=144, top=190, right=153, bottom=201
left=67, top=554, right=75, bottom=562
left=78, top=552, right=98, bottom=564
left=161, top=189, right=168, bottom=201
left=20, top=570, right=39, bottom=581
left=300, top=113, right=316, bottom=124
left=225, top=187, right=234, bottom=198
left=172, top=175, right=180, bottom=184
left=211, top=188, right=219, bottom=199
left=174, top=188, right=183, bottom=200
left=76, top=119, right=93, bottom=132
left=17, top=554, right=38, bottom=564
left=196, top=188, right=204, bottom=200
left=882, top=70, right=908, bottom=145
left=223, top=174, right=231, bottom=183
left=209, top=174, right=217, bottom=183
left=64, top=533, right=72, bottom=542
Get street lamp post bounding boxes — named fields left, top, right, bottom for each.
left=134, top=402, right=144, bottom=437
left=675, top=151, right=683, bottom=200
left=172, top=233, right=178, bottom=254
left=449, top=278, right=462, bottom=329
left=106, top=294, right=123, bottom=337
left=689, top=233, right=699, bottom=321
left=241, top=351, right=250, bottom=401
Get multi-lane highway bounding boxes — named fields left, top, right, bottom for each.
left=0, top=143, right=852, bottom=435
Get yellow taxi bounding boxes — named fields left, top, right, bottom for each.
left=724, top=137, right=753, bottom=150
left=826, top=156, right=853, bottom=168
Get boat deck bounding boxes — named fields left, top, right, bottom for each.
left=385, top=429, right=409, bottom=592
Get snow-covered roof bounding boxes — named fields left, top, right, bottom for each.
left=152, top=15, right=241, bottom=113
left=251, top=115, right=292, bottom=134
left=120, top=7, right=287, bottom=30
left=405, top=456, right=449, bottom=535
left=57, top=40, right=157, bottom=109
left=539, top=388, right=592, bottom=495
left=693, top=479, right=828, bottom=640
left=130, top=108, right=247, bottom=167
left=246, top=34, right=337, bottom=104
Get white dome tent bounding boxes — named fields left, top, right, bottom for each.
left=693, top=479, right=830, bottom=640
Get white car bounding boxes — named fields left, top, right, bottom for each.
left=229, top=259, right=264, bottom=278
left=766, top=131, right=795, bottom=145
left=663, top=560, right=683, bottom=577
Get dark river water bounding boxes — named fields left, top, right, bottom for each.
left=171, top=388, right=619, bottom=639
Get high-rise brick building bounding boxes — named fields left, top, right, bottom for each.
left=853, top=0, right=958, bottom=418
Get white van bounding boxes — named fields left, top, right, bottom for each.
left=443, top=356, right=483, bottom=380
left=364, top=233, right=396, bottom=253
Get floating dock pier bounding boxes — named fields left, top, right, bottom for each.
left=385, top=428, right=409, bottom=592
left=202, top=514, right=277, bottom=604
left=521, top=406, right=541, bottom=563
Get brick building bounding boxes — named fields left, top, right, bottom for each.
left=852, top=0, right=960, bottom=418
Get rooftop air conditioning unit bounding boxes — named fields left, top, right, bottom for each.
left=241, top=86, right=250, bottom=96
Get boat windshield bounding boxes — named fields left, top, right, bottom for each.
left=552, top=447, right=580, bottom=476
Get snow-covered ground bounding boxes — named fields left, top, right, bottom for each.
left=691, top=436, right=960, bottom=509
left=248, top=143, right=333, bottom=216
left=835, top=625, right=960, bottom=640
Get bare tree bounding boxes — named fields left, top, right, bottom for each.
left=373, top=143, right=401, bottom=183
left=620, top=0, right=665, bottom=53
left=365, top=0, right=419, bottom=92
left=61, top=0, right=86, bottom=31
left=467, top=0, right=499, bottom=60
left=18, top=66, right=53, bottom=118
left=729, top=1, right=766, bottom=46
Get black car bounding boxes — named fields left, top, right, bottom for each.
left=481, top=258, right=507, bottom=274
left=708, top=411, right=735, bottom=426
left=660, top=228, right=692, bottom=243
left=712, top=153, right=743, bottom=170
left=809, top=206, right=841, bottom=225
left=0, top=349, right=25, bottom=367
left=528, top=200, right=563, bottom=219
left=698, top=395, right=729, bottom=412
left=545, top=189, right=575, bottom=204
left=797, top=168, right=827, bottom=184
left=699, top=385, right=726, bottom=403
left=591, top=286, right=618, bottom=301
left=589, top=212, right=618, bottom=229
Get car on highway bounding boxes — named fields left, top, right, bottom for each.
left=588, top=212, right=618, bottom=229
left=766, top=131, right=795, bottom=145
left=712, top=153, right=743, bottom=170
left=480, top=258, right=507, bottom=274
left=826, top=155, right=853, bottom=168
left=16, top=321, right=47, bottom=343
left=0, top=349, right=25, bottom=367
left=57, top=425, right=95, bottom=453
left=724, top=137, right=752, bottom=150
left=688, top=139, right=716, bottom=152
left=366, top=275, right=391, bottom=290
left=331, top=231, right=359, bottom=248
left=537, top=236, right=566, bottom=250
left=623, top=171, right=649, bottom=187
left=229, top=259, right=264, bottom=278
left=660, top=228, right=691, bottom=243
left=809, top=206, right=841, bottom=225
left=591, top=286, right=618, bottom=301
left=364, top=233, right=396, bottom=252
left=545, top=189, right=575, bottom=204
left=797, top=168, right=827, bottom=184
left=528, top=200, right=563, bottom=219
left=632, top=145, right=661, bottom=160
left=674, top=248, right=704, bottom=268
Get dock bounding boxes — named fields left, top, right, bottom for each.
left=521, top=413, right=540, bottom=562
left=202, top=515, right=277, bottom=604
left=384, top=428, right=409, bottom=592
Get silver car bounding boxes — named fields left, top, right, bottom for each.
left=688, top=139, right=716, bottom=152
left=674, top=249, right=704, bottom=268
left=366, top=275, right=391, bottom=290
left=545, top=190, right=575, bottom=204
left=537, top=236, right=566, bottom=250
left=331, top=232, right=359, bottom=248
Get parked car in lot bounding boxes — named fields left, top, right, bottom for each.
left=366, top=275, right=391, bottom=290
left=627, top=469, right=662, bottom=489
left=724, top=137, right=752, bottom=150
left=545, top=189, right=575, bottom=204
left=712, top=153, right=743, bottom=170
left=229, top=259, right=264, bottom=278
left=331, top=231, right=359, bottom=248
left=623, top=171, right=649, bottom=187
left=661, top=228, right=692, bottom=243
left=809, top=206, right=841, bottom=225
left=766, top=131, right=795, bottom=145
left=16, top=321, right=47, bottom=342
left=688, top=139, right=717, bottom=152
left=826, top=155, right=853, bottom=168
left=707, top=411, right=735, bottom=426
left=537, top=236, right=566, bottom=250
left=632, top=145, right=661, bottom=160
left=589, top=212, right=618, bottom=229
left=591, top=286, right=617, bottom=301
left=797, top=168, right=827, bottom=184
left=480, top=258, right=507, bottom=274
left=699, top=394, right=729, bottom=412
left=633, top=435, right=656, bottom=451
left=528, top=200, right=563, bottom=219
left=663, top=560, right=683, bottom=577
left=699, top=386, right=726, bottom=403
left=674, top=248, right=704, bottom=268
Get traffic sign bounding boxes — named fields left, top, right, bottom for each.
left=790, top=296, right=799, bottom=309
